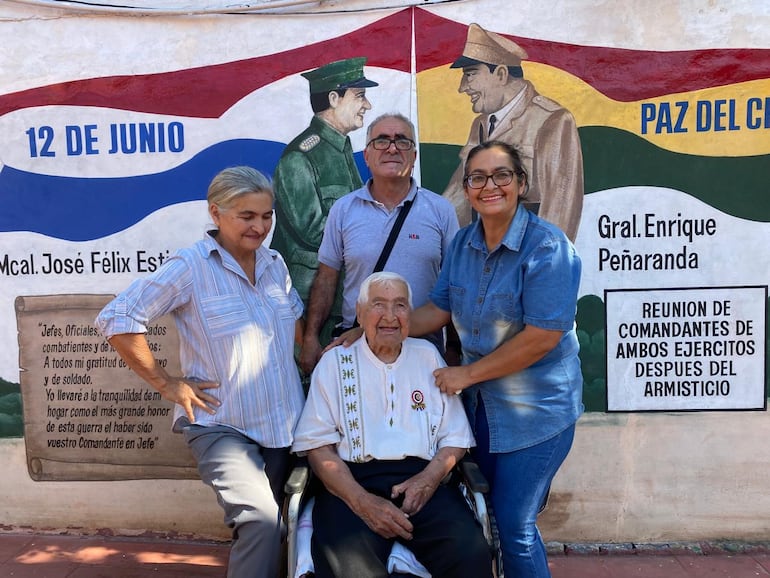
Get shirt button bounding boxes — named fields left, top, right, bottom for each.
left=484, top=267, right=491, bottom=273
left=473, top=329, right=479, bottom=335
left=477, top=297, right=483, bottom=303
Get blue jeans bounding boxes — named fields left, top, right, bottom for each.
left=474, top=398, right=576, bottom=578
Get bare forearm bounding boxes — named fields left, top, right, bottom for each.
left=391, top=446, right=466, bottom=515
left=424, top=446, right=466, bottom=484
left=467, top=325, right=562, bottom=383
left=304, top=264, right=339, bottom=338
left=107, top=333, right=220, bottom=422
left=307, top=445, right=369, bottom=509
left=108, top=333, right=169, bottom=391
left=409, top=302, right=451, bottom=337
left=309, top=445, right=414, bottom=539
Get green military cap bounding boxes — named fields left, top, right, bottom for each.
left=451, top=23, right=529, bottom=69
left=301, top=57, right=379, bottom=94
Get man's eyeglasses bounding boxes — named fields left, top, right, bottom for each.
left=367, top=137, right=415, bottom=151
left=464, top=170, right=518, bottom=189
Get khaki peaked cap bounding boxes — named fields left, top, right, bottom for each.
left=451, top=23, right=528, bottom=68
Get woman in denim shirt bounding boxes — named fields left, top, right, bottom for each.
left=411, top=141, right=583, bottom=577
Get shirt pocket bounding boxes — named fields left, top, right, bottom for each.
left=488, top=293, right=520, bottom=326
left=200, top=294, right=251, bottom=339
left=265, top=287, right=296, bottom=320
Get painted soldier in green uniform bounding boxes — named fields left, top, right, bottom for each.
left=272, top=57, right=378, bottom=344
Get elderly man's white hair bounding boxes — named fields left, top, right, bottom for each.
left=357, top=271, right=413, bottom=309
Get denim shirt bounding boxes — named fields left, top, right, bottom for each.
left=430, top=205, right=583, bottom=452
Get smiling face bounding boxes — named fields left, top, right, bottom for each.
left=458, top=63, right=508, bottom=114
left=330, top=88, right=372, bottom=134
left=363, top=116, right=417, bottom=181
left=357, top=279, right=410, bottom=362
left=464, top=145, right=526, bottom=222
left=209, top=191, right=273, bottom=263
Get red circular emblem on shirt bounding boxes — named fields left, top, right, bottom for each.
left=411, top=390, right=424, bottom=405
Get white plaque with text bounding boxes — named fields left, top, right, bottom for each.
left=605, top=286, right=767, bottom=411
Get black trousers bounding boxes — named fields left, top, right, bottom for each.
left=311, top=457, right=492, bottom=578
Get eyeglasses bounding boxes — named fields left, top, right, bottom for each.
left=367, top=137, right=415, bottom=151
left=464, top=170, right=517, bottom=189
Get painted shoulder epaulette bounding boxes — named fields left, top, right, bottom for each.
left=299, top=134, right=321, bottom=151
left=532, top=95, right=562, bottom=113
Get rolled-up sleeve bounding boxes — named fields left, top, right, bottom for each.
left=95, top=256, right=192, bottom=339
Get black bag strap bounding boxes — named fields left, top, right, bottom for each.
left=348, top=193, right=415, bottom=330
left=373, top=194, right=415, bottom=274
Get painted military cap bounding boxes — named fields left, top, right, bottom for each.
left=301, top=57, right=379, bottom=94
left=451, top=23, right=529, bottom=68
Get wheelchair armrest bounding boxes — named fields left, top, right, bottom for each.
left=285, top=460, right=310, bottom=495
left=458, top=458, right=490, bottom=494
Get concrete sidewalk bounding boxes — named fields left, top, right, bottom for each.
left=1, top=532, right=769, bottom=577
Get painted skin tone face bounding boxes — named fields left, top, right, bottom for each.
left=458, top=64, right=509, bottom=114
left=331, top=87, right=372, bottom=134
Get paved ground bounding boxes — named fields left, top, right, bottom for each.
left=1, top=532, right=769, bottom=577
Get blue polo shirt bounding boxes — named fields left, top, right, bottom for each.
left=430, top=205, right=583, bottom=452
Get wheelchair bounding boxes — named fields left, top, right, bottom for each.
left=283, top=457, right=503, bottom=578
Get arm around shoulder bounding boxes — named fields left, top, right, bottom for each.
left=409, top=301, right=451, bottom=338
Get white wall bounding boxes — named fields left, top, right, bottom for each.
left=4, top=410, right=769, bottom=542
left=0, top=438, right=228, bottom=539
left=541, top=412, right=770, bottom=543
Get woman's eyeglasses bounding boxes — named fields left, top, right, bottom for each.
left=464, top=170, right=518, bottom=189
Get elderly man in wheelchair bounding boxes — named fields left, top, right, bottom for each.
left=291, top=272, right=493, bottom=578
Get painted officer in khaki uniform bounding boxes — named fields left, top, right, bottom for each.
left=444, top=24, right=583, bottom=241
left=273, top=58, right=378, bottom=342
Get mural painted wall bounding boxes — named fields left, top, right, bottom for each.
left=1, top=0, right=768, bottom=478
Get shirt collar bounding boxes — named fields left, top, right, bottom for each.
left=489, top=87, right=522, bottom=124
left=356, top=178, right=418, bottom=208
left=203, top=230, right=275, bottom=281
left=467, top=204, right=529, bottom=254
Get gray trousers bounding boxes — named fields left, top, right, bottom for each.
left=184, top=424, right=291, bottom=578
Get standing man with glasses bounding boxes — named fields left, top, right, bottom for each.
left=299, top=113, right=459, bottom=374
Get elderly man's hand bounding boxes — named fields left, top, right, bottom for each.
left=354, top=492, right=414, bottom=540
left=391, top=470, right=441, bottom=516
